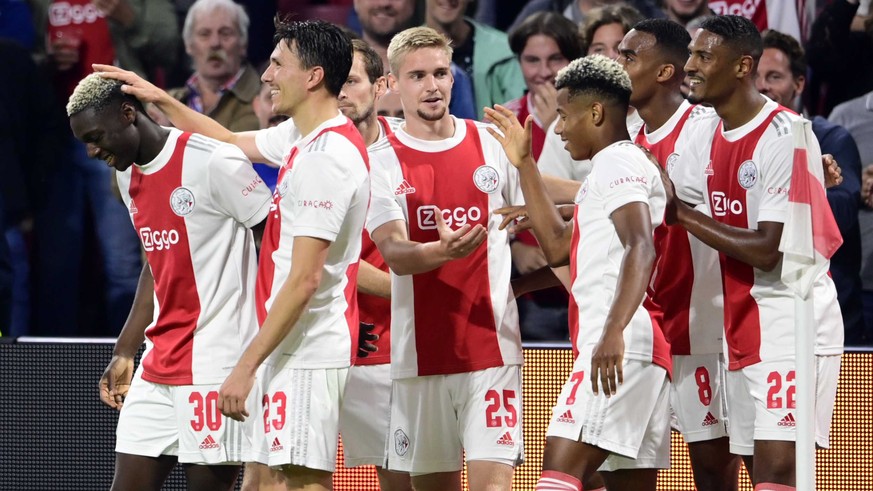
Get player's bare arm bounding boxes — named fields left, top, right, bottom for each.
left=494, top=204, right=574, bottom=234
left=100, top=263, right=154, bottom=410
left=218, top=236, right=330, bottom=421
left=591, top=202, right=656, bottom=398
left=92, top=64, right=268, bottom=163
left=674, top=198, right=784, bottom=271
left=485, top=104, right=572, bottom=266
left=358, top=260, right=391, bottom=299
left=371, top=216, right=487, bottom=276
left=511, top=266, right=563, bottom=297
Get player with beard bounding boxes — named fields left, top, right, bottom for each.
left=366, top=26, right=525, bottom=491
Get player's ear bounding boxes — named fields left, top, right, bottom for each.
left=656, top=63, right=675, bottom=83
left=375, top=76, right=388, bottom=99
left=387, top=72, right=398, bottom=92
left=591, top=101, right=604, bottom=126
left=120, top=101, right=137, bottom=125
left=308, top=66, right=326, bottom=90
left=736, top=54, right=755, bottom=79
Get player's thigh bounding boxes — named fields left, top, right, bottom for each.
left=466, top=459, right=514, bottom=491
left=172, top=383, right=254, bottom=465
left=183, top=463, right=241, bottom=491
left=670, top=353, right=729, bottom=443
left=339, top=364, right=392, bottom=468
left=115, top=373, right=179, bottom=459
left=110, top=453, right=177, bottom=491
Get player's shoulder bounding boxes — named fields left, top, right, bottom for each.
left=687, top=104, right=716, bottom=122
left=379, top=116, right=405, bottom=134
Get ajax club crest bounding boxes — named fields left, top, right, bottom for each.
left=170, top=187, right=195, bottom=216
left=737, top=160, right=758, bottom=189
left=473, top=165, right=500, bottom=194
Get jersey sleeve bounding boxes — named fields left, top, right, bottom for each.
left=597, top=146, right=654, bottom=216
left=287, top=150, right=359, bottom=242
left=756, top=123, right=817, bottom=224
left=207, top=143, right=273, bottom=228
left=254, top=118, right=300, bottom=167
left=367, top=149, right=406, bottom=233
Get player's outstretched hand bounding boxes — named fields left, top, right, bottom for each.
left=822, top=154, right=843, bottom=189
left=99, top=355, right=134, bottom=410
left=218, top=369, right=254, bottom=422
left=494, top=205, right=532, bottom=233
left=529, top=83, right=558, bottom=128
left=358, top=322, right=379, bottom=359
left=484, top=104, right=534, bottom=169
left=436, top=212, right=486, bottom=260
left=591, top=330, right=624, bottom=398
left=92, top=64, right=168, bottom=105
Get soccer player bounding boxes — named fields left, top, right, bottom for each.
left=71, top=73, right=272, bottom=491
left=667, top=15, right=843, bottom=489
left=213, top=20, right=370, bottom=491
left=366, top=26, right=525, bottom=491
left=336, top=38, right=412, bottom=491
left=486, top=54, right=671, bottom=491
left=617, top=19, right=738, bottom=491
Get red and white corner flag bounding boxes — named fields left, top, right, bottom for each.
left=778, top=119, right=843, bottom=298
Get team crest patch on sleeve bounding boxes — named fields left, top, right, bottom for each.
left=575, top=178, right=589, bottom=203
left=737, top=160, right=758, bottom=189
left=473, top=165, right=500, bottom=193
left=170, top=187, right=195, bottom=216
left=666, top=153, right=679, bottom=175
left=394, top=429, right=410, bottom=456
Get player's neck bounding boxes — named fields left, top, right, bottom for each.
left=292, top=94, right=341, bottom=136
left=714, top=87, right=767, bottom=131
left=592, top=122, right=631, bottom=157
left=357, top=115, right=381, bottom=146
left=638, top=90, right=685, bottom=134
left=403, top=113, right=455, bottom=141
left=136, top=119, right=171, bottom=165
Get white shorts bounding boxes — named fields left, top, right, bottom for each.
left=116, top=370, right=253, bottom=464
left=339, top=364, right=392, bottom=467
left=725, top=355, right=841, bottom=455
left=670, top=353, right=729, bottom=443
left=250, top=366, right=349, bottom=472
left=386, top=365, right=524, bottom=474
left=546, top=358, right=671, bottom=470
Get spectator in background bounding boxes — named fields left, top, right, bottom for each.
left=425, top=0, right=526, bottom=119
left=756, top=29, right=866, bottom=345
left=580, top=4, right=644, bottom=59
left=504, top=11, right=582, bottom=341
left=807, top=0, right=873, bottom=116
left=659, top=0, right=711, bottom=28
left=508, top=0, right=662, bottom=34
left=376, top=89, right=405, bottom=118
left=28, top=0, right=179, bottom=336
left=169, top=0, right=260, bottom=132
left=353, top=0, right=418, bottom=73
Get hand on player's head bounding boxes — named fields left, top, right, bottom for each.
left=92, top=64, right=168, bottom=105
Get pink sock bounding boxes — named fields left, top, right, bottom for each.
left=754, top=484, right=796, bottom=491
left=536, top=470, right=583, bottom=491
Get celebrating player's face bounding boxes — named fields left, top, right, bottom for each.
left=70, top=104, right=139, bottom=172
left=339, top=53, right=382, bottom=125
left=684, top=30, right=735, bottom=105
left=261, top=40, right=309, bottom=117
left=391, top=47, right=453, bottom=122
left=617, top=29, right=661, bottom=108
left=554, top=87, right=594, bottom=161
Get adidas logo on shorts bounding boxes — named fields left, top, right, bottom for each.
left=701, top=411, right=719, bottom=427
left=556, top=410, right=575, bottom=424
left=778, top=413, right=796, bottom=427
left=271, top=437, right=284, bottom=452
left=199, top=435, right=219, bottom=450
left=496, top=432, right=514, bottom=446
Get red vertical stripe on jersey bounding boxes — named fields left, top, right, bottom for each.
left=388, top=120, right=501, bottom=375
left=129, top=133, right=201, bottom=385
left=635, top=105, right=695, bottom=354
left=356, top=232, right=392, bottom=366
left=568, top=205, right=581, bottom=360
left=707, top=111, right=781, bottom=370
left=344, top=261, right=361, bottom=363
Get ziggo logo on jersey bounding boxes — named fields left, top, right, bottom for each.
left=710, top=191, right=743, bottom=217
left=139, top=227, right=180, bottom=251
left=416, top=205, right=483, bottom=230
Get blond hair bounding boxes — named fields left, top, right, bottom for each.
left=387, top=26, right=453, bottom=75
left=555, top=54, right=631, bottom=105
left=66, top=73, right=123, bottom=116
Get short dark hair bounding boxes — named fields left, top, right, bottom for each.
left=555, top=54, right=632, bottom=108
left=273, top=17, right=352, bottom=97
left=761, top=29, right=806, bottom=79
left=699, top=15, right=763, bottom=62
left=351, top=38, right=384, bottom=83
left=632, top=18, right=691, bottom=68
left=581, top=4, right=644, bottom=53
left=509, top=11, right=584, bottom=62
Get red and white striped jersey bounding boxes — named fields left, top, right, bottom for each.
left=367, top=117, right=525, bottom=379
left=255, top=117, right=302, bottom=167
left=635, top=101, right=724, bottom=356
left=672, top=98, right=843, bottom=370
left=116, top=129, right=272, bottom=385
left=568, top=141, right=671, bottom=375
left=355, top=115, right=403, bottom=367
left=256, top=114, right=370, bottom=370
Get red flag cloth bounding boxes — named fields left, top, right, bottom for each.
left=779, top=120, right=843, bottom=297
